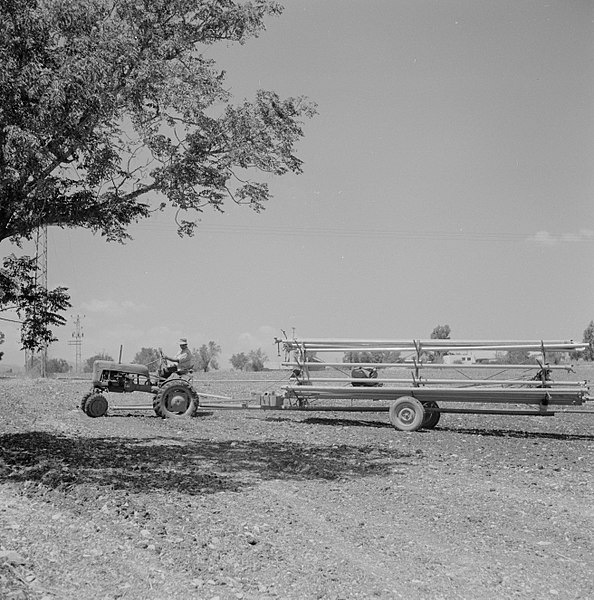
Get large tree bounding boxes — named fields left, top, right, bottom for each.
left=0, top=0, right=316, bottom=350
left=430, top=324, right=451, bottom=340
left=429, top=324, right=451, bottom=363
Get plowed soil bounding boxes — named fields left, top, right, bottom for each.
left=0, top=372, right=593, bottom=600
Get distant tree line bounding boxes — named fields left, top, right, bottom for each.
left=84, top=352, right=114, bottom=373
left=343, top=350, right=402, bottom=364
left=2, top=337, right=268, bottom=374
left=230, top=348, right=268, bottom=372
left=342, top=324, right=451, bottom=364
left=568, top=320, right=594, bottom=361
left=81, top=342, right=269, bottom=373
left=340, top=321, right=594, bottom=365
left=132, top=342, right=223, bottom=373
left=24, top=355, right=71, bottom=374
left=9, top=318, right=594, bottom=376
left=46, top=358, right=70, bottom=374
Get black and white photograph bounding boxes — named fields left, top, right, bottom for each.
left=1, top=1, right=593, bottom=598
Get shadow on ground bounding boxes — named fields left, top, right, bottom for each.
left=292, top=418, right=594, bottom=440
left=0, top=431, right=413, bottom=496
left=439, top=426, right=594, bottom=441
left=263, top=416, right=393, bottom=429
left=299, top=416, right=392, bottom=429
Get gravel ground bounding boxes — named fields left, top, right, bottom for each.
left=0, top=373, right=593, bottom=600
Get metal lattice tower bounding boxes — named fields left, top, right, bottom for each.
left=69, top=314, right=84, bottom=374
left=25, top=226, right=48, bottom=376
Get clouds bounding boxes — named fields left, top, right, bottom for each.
left=67, top=299, right=196, bottom=360
left=529, top=229, right=594, bottom=246
left=234, top=325, right=278, bottom=355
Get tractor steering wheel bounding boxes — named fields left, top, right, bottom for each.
left=157, top=348, right=168, bottom=374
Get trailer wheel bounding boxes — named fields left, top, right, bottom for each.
left=389, top=396, right=424, bottom=432
left=81, top=392, right=109, bottom=418
left=421, top=401, right=441, bottom=429
left=153, top=380, right=198, bottom=418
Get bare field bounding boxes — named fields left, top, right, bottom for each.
left=0, top=369, right=593, bottom=599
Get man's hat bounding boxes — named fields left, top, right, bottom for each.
left=179, top=338, right=188, bottom=345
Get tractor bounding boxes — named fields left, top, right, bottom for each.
left=80, top=355, right=199, bottom=419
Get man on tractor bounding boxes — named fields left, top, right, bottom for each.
left=160, top=338, right=193, bottom=380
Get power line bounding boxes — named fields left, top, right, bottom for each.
left=129, top=221, right=594, bottom=243
left=0, top=316, right=22, bottom=324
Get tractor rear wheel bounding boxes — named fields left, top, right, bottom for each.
left=153, top=380, right=198, bottom=418
left=81, top=392, right=109, bottom=418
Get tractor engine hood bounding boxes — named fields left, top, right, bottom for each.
left=93, top=361, right=150, bottom=378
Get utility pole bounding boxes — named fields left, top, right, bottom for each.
left=69, top=314, right=84, bottom=374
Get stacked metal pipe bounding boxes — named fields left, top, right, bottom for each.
left=277, top=337, right=590, bottom=408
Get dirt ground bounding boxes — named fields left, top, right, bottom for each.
left=0, top=373, right=593, bottom=599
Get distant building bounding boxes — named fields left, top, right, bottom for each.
left=443, top=352, right=475, bottom=365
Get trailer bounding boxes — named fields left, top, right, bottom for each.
left=274, top=336, right=592, bottom=431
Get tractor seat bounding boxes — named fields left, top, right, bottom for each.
left=167, top=367, right=194, bottom=382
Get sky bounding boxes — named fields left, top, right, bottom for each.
left=1, top=0, right=593, bottom=369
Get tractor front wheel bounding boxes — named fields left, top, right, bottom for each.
left=81, top=392, right=109, bottom=418
left=153, top=380, right=198, bottom=418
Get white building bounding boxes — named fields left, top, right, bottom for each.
left=443, top=352, right=475, bottom=365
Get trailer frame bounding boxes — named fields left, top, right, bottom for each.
left=274, top=336, right=592, bottom=431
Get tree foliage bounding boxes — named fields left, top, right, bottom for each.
left=0, top=255, right=70, bottom=351
left=247, top=348, right=267, bottom=371
left=429, top=324, right=451, bottom=363
left=230, top=348, right=267, bottom=371
left=343, top=351, right=401, bottom=364
left=132, top=347, right=161, bottom=368
left=0, top=0, right=315, bottom=352
left=46, top=357, right=70, bottom=374
left=430, top=324, right=451, bottom=340
left=194, top=341, right=221, bottom=372
left=500, top=349, right=537, bottom=365
left=84, top=351, right=114, bottom=372
left=0, top=0, right=316, bottom=245
left=230, top=351, right=249, bottom=370
left=582, top=320, right=594, bottom=361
